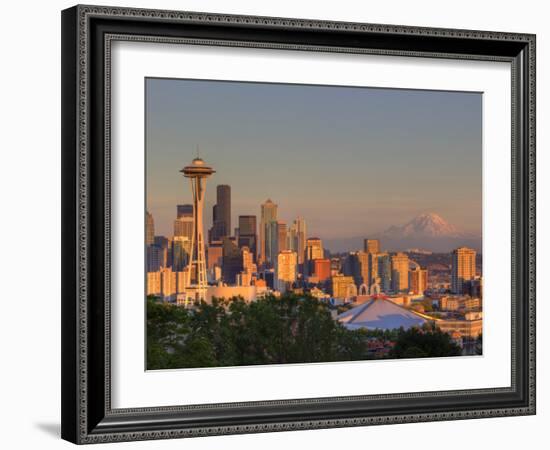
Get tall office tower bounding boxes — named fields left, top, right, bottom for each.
left=409, top=266, right=428, bottom=295
left=451, top=247, right=477, bottom=294
left=304, top=237, right=324, bottom=276
left=276, top=250, right=297, bottom=292
left=367, top=252, right=379, bottom=287
left=364, top=238, right=381, bottom=254
left=331, top=274, right=356, bottom=299
left=209, top=185, right=231, bottom=242
left=391, top=252, right=410, bottom=292
left=176, top=204, right=193, bottom=219
left=174, top=215, right=194, bottom=239
left=259, top=199, right=278, bottom=266
left=241, top=246, right=254, bottom=272
left=146, top=245, right=163, bottom=272
left=289, top=217, right=307, bottom=265
left=313, top=258, right=331, bottom=282
left=305, top=237, right=324, bottom=261
left=267, top=220, right=280, bottom=267
left=180, top=157, right=215, bottom=303
left=377, top=253, right=392, bottom=292
left=153, top=236, right=171, bottom=268
left=222, top=237, right=243, bottom=285
left=237, top=215, right=257, bottom=258
left=172, top=236, right=191, bottom=272
left=206, top=241, right=223, bottom=270
left=343, top=252, right=369, bottom=287
left=145, top=211, right=155, bottom=246
left=277, top=221, right=288, bottom=253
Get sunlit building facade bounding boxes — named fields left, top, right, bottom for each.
left=276, top=250, right=297, bottom=292
left=409, top=266, right=428, bottom=295
left=259, top=199, right=278, bottom=266
left=391, top=252, right=409, bottom=292
left=451, top=247, right=476, bottom=294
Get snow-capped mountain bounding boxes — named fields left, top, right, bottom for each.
left=324, top=213, right=481, bottom=253
left=383, top=213, right=463, bottom=238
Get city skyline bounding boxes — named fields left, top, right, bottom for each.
left=146, top=78, right=482, bottom=243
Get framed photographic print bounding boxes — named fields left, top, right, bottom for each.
left=61, top=5, right=536, bottom=444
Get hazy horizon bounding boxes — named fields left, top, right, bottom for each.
left=146, top=78, right=482, bottom=246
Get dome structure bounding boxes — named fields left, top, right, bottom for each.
left=337, top=297, right=431, bottom=331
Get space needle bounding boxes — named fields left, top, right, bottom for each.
left=180, top=156, right=215, bottom=305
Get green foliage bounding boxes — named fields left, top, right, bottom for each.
left=389, top=324, right=462, bottom=359
left=147, top=294, right=463, bottom=370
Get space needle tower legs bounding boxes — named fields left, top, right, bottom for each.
left=181, top=157, right=215, bottom=306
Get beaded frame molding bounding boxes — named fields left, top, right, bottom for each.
left=61, top=4, right=536, bottom=444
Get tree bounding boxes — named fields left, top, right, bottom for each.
left=146, top=294, right=462, bottom=370
left=389, top=325, right=462, bottom=359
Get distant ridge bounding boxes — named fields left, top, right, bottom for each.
left=324, top=213, right=481, bottom=253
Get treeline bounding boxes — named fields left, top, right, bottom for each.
left=146, top=294, right=461, bottom=370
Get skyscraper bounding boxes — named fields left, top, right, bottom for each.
left=305, top=237, right=324, bottom=261
left=409, top=266, right=428, bottom=295
left=305, top=237, right=324, bottom=276
left=237, top=215, right=257, bottom=259
left=174, top=215, right=193, bottom=239
left=176, top=204, right=193, bottom=218
left=391, top=252, right=409, bottom=292
left=343, top=251, right=369, bottom=288
left=172, top=236, right=191, bottom=271
left=259, top=199, right=278, bottom=266
left=290, top=217, right=307, bottom=265
left=277, top=221, right=288, bottom=253
left=364, top=238, right=381, bottom=254
left=313, top=258, right=331, bottom=282
left=207, top=241, right=223, bottom=271
left=180, top=157, right=215, bottom=303
left=377, top=253, right=392, bottom=292
left=451, top=247, right=476, bottom=294
left=276, top=250, right=297, bottom=292
left=209, top=185, right=231, bottom=242
left=267, top=220, right=280, bottom=267
left=222, top=236, right=243, bottom=285
left=145, top=211, right=155, bottom=246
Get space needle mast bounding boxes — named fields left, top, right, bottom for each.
left=180, top=155, right=215, bottom=305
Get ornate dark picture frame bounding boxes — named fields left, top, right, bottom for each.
left=61, top=4, right=536, bottom=444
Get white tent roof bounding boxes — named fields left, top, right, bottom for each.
left=337, top=298, right=428, bottom=331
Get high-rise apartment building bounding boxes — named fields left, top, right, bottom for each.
left=391, top=252, right=409, bottom=292
left=451, top=247, right=477, bottom=294
left=409, top=266, right=428, bottom=295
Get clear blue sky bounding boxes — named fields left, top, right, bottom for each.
left=146, top=78, right=482, bottom=240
